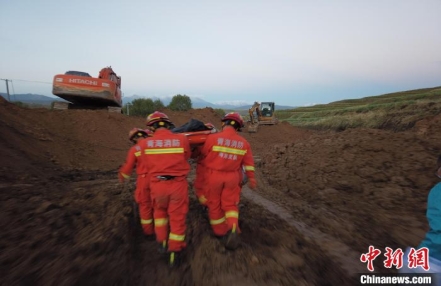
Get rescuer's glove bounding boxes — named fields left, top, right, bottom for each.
left=240, top=171, right=248, bottom=187
left=248, top=178, right=257, bottom=190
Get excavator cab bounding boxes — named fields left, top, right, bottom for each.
left=247, top=101, right=278, bottom=133
left=260, top=102, right=275, bottom=117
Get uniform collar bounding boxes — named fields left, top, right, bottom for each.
left=153, top=128, right=171, bottom=135
left=223, top=126, right=237, bottom=134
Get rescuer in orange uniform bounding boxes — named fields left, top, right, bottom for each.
left=192, top=122, right=217, bottom=207
left=201, top=112, right=257, bottom=250
left=118, top=128, right=154, bottom=236
left=143, top=111, right=191, bottom=267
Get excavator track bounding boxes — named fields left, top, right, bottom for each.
left=52, top=101, right=122, bottom=113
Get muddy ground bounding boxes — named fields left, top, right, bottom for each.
left=1, top=95, right=439, bottom=285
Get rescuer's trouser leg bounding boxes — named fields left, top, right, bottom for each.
left=206, top=169, right=233, bottom=237
left=166, top=176, right=189, bottom=252
left=136, top=174, right=154, bottom=235
left=151, top=182, right=169, bottom=249
left=220, top=171, right=242, bottom=234
left=206, top=169, right=242, bottom=250
left=221, top=171, right=242, bottom=250
left=150, top=176, right=188, bottom=253
left=194, top=163, right=208, bottom=206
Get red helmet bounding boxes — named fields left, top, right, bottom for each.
left=145, top=111, right=172, bottom=127
left=221, top=112, right=244, bottom=128
left=129, top=128, right=148, bottom=142
left=144, top=129, right=153, bottom=136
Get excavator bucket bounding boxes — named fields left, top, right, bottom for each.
left=247, top=123, right=259, bottom=133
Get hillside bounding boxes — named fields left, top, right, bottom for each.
left=278, top=86, right=441, bottom=130
left=1, top=93, right=440, bottom=285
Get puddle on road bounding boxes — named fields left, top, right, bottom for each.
left=242, top=187, right=368, bottom=275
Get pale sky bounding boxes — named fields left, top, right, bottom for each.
left=1, top=0, right=440, bottom=106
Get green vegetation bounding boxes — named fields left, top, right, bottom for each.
left=13, top=101, right=30, bottom=108
left=124, top=94, right=193, bottom=116
left=167, top=94, right=192, bottom=111
left=213, top=108, right=226, bottom=117
left=123, top=98, right=165, bottom=116
left=278, top=87, right=441, bottom=131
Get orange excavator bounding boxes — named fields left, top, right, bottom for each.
left=52, top=66, right=122, bottom=112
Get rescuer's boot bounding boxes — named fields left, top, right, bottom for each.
left=224, top=224, right=240, bottom=250
left=158, top=240, right=167, bottom=254
left=168, top=251, right=181, bottom=268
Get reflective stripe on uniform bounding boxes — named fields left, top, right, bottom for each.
left=145, top=148, right=184, bottom=155
left=225, top=211, right=239, bottom=219
left=140, top=219, right=153, bottom=225
left=198, top=195, right=207, bottom=204
left=135, top=151, right=141, bottom=157
left=210, top=217, right=226, bottom=225
left=212, top=146, right=247, bottom=156
left=244, top=165, right=255, bottom=171
left=121, top=173, right=130, bottom=179
left=169, top=233, right=185, bottom=241
left=154, top=218, right=168, bottom=226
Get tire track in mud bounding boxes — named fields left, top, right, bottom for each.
left=242, top=186, right=367, bottom=276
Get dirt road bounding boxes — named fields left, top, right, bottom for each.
left=1, top=96, right=438, bottom=285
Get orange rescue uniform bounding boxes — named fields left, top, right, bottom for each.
left=201, top=127, right=255, bottom=236
left=119, top=143, right=154, bottom=235
left=191, top=145, right=209, bottom=206
left=194, top=160, right=209, bottom=205
left=142, top=129, right=191, bottom=252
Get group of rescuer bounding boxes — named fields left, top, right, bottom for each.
left=118, top=111, right=257, bottom=267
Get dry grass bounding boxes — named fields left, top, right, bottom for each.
left=278, top=87, right=441, bottom=131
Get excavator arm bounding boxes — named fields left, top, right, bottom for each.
left=247, top=102, right=261, bottom=132
left=248, top=102, right=260, bottom=125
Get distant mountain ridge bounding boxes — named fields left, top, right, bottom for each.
left=0, top=93, right=67, bottom=104
left=122, top=94, right=242, bottom=109
left=0, top=93, right=296, bottom=110
left=122, top=95, right=296, bottom=110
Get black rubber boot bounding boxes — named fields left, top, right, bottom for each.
left=158, top=241, right=167, bottom=254
left=168, top=251, right=181, bottom=268
left=224, top=224, right=240, bottom=250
